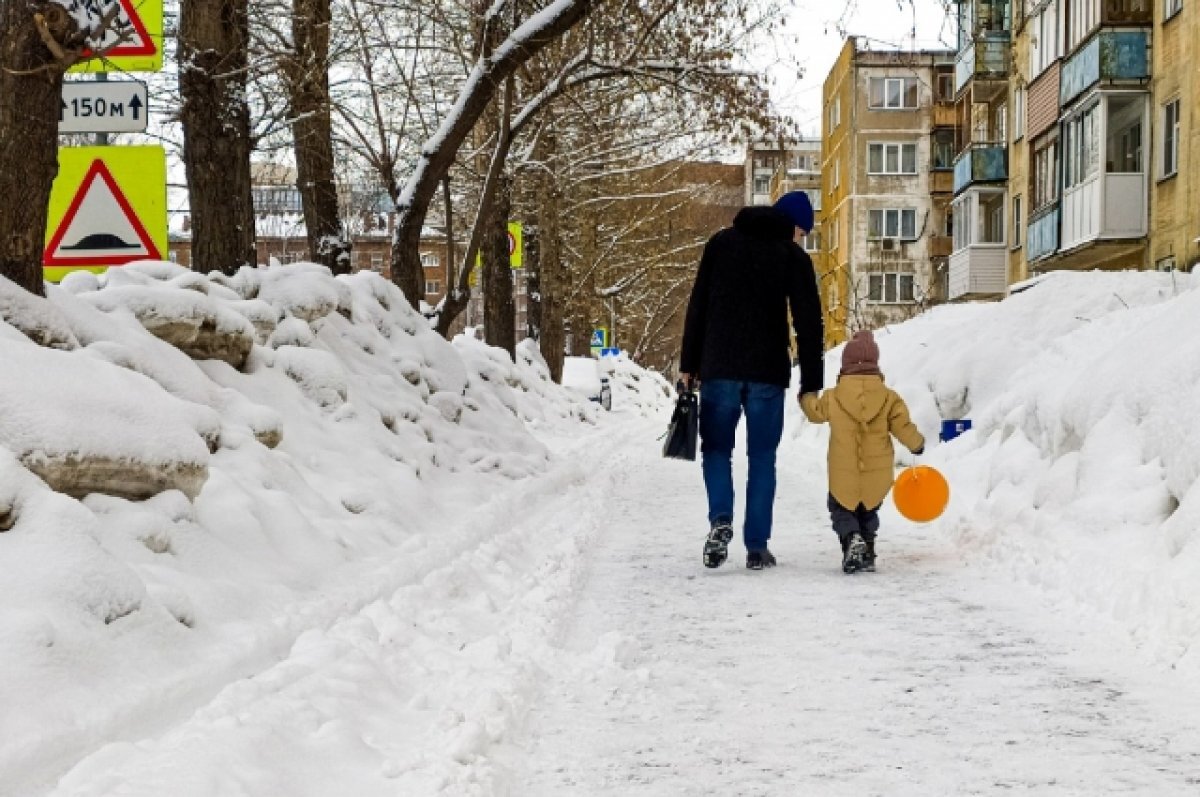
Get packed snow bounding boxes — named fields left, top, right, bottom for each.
left=3, top=265, right=1200, bottom=794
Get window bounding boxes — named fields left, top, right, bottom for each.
left=833, top=160, right=840, bottom=189
left=1156, top=255, right=1177, bottom=272
left=1162, top=98, right=1181, bottom=178
left=370, top=254, right=384, bottom=272
left=1063, top=102, right=1100, bottom=189
left=425, top=280, right=441, bottom=294
left=1067, top=0, right=1099, bottom=53
left=1106, top=94, right=1145, bottom=174
left=829, top=98, right=841, bottom=130
left=868, top=142, right=918, bottom=175
left=420, top=251, right=440, bottom=268
left=168, top=250, right=178, bottom=263
left=831, top=218, right=839, bottom=250
left=867, top=272, right=916, bottom=303
left=1012, top=195, right=1023, bottom=249
left=801, top=231, right=821, bottom=252
left=936, top=71, right=955, bottom=103
left=1030, top=1, right=1060, bottom=78
left=1013, top=88, right=1026, bottom=141
left=994, top=103, right=1008, bottom=144
left=868, top=77, right=919, bottom=109
left=978, top=192, right=1006, bottom=244
left=932, top=130, right=955, bottom=170
left=1032, top=137, right=1060, bottom=209
left=868, top=208, right=918, bottom=240
left=1165, top=0, right=1183, bottom=20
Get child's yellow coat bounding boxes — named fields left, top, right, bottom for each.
left=801, top=375, right=925, bottom=510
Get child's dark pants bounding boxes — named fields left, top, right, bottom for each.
left=827, top=494, right=881, bottom=540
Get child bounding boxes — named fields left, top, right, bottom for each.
left=800, top=330, right=924, bottom=573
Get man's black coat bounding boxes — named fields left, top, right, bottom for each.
left=680, top=206, right=824, bottom=394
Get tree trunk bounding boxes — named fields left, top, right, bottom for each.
left=538, top=169, right=565, bottom=383
left=0, top=2, right=73, bottom=297
left=483, top=174, right=515, bottom=356
left=287, top=0, right=349, bottom=274
left=390, top=0, right=596, bottom=309
left=180, top=0, right=257, bottom=275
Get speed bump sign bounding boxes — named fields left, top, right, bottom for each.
left=44, top=146, right=167, bottom=282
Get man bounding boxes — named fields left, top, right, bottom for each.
left=679, top=190, right=824, bottom=570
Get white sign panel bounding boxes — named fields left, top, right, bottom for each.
left=60, top=81, right=149, bottom=134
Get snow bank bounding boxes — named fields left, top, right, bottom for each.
left=795, top=270, right=1200, bottom=678
left=0, top=262, right=668, bottom=793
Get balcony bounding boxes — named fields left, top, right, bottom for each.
left=1061, top=173, right=1148, bottom=250
left=948, top=246, right=1007, bottom=299
left=933, top=103, right=957, bottom=128
left=955, top=36, right=1010, bottom=95
left=953, top=143, right=1008, bottom=194
left=1027, top=205, right=1060, bottom=263
left=1060, top=30, right=1150, bottom=106
left=931, top=170, right=955, bottom=194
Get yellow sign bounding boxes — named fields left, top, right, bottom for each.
left=44, top=146, right=167, bottom=282
left=474, top=221, right=524, bottom=271
left=69, top=0, right=164, bottom=74
left=469, top=221, right=524, bottom=287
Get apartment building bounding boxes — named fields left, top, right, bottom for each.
left=1150, top=0, right=1200, bottom=272
left=820, top=38, right=957, bottom=340
left=949, top=0, right=1015, bottom=299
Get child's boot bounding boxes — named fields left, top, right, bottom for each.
left=842, top=533, right=866, bottom=574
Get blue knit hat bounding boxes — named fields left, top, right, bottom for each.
left=773, top=190, right=814, bottom=233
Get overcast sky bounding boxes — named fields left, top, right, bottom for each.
left=755, top=0, right=956, bottom=137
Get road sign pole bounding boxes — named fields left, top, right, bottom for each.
left=94, top=73, right=109, bottom=147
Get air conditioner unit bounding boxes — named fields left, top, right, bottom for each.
left=881, top=238, right=897, bottom=252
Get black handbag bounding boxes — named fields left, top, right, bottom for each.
left=662, top=389, right=699, bottom=460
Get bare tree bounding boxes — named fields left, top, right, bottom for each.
left=180, top=0, right=257, bottom=275
left=0, top=2, right=134, bottom=295
left=390, top=0, right=599, bottom=308
left=285, top=0, right=350, bottom=272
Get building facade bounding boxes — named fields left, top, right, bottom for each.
left=820, top=38, right=957, bottom=341
left=1150, top=0, right=1200, bottom=272
left=986, top=1, right=1198, bottom=286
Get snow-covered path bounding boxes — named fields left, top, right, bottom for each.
left=512, top=420, right=1200, bottom=795
left=40, top=410, right=1200, bottom=796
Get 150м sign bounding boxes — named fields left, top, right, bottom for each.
left=60, top=81, right=148, bottom=134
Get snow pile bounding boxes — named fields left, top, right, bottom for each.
left=797, top=270, right=1200, bottom=676
left=597, top=352, right=674, bottom=417
left=0, top=262, right=652, bottom=792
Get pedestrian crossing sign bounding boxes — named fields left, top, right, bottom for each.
left=591, top=328, right=608, bottom=348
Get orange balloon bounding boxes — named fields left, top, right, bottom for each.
left=893, top=465, right=950, bottom=523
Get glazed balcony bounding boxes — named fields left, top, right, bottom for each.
left=953, top=143, right=1008, bottom=194
left=1060, top=29, right=1150, bottom=106
left=955, top=36, right=1011, bottom=95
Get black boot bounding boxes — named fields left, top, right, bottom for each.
left=842, top=533, right=866, bottom=574
left=746, top=549, right=777, bottom=570
left=703, top=520, right=734, bottom=569
left=863, top=537, right=876, bottom=572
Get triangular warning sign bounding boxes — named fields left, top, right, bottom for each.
left=45, top=159, right=161, bottom=266
left=82, top=0, right=157, bottom=58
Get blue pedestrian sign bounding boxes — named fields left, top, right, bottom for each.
left=591, top=328, right=608, bottom=348
left=600, top=347, right=621, bottom=357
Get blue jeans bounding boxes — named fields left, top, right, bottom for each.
left=699, top=380, right=785, bottom=552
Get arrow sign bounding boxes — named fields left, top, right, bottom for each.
left=60, top=80, right=149, bottom=134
